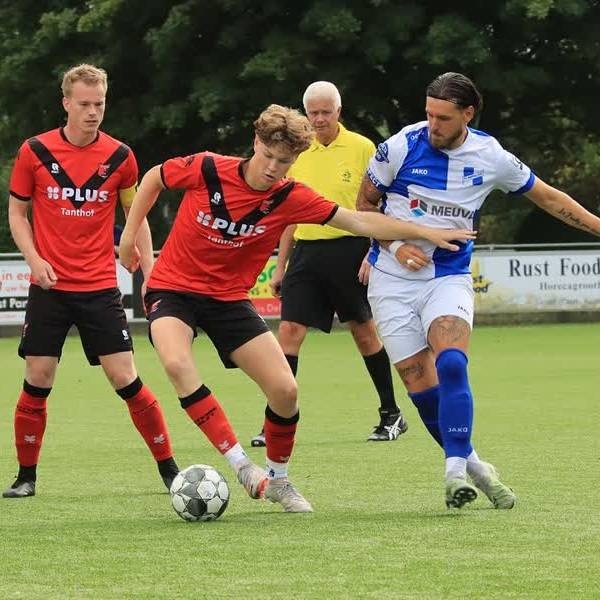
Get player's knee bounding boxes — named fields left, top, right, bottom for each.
left=270, top=376, right=298, bottom=406
left=351, top=329, right=380, bottom=355
left=278, top=321, right=307, bottom=347
left=25, top=365, right=55, bottom=388
left=107, top=371, right=137, bottom=391
left=161, top=354, right=193, bottom=383
left=435, top=348, right=468, bottom=383
left=103, top=362, right=136, bottom=390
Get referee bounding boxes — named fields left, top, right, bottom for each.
left=251, top=81, right=407, bottom=445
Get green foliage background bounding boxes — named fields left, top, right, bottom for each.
left=1, top=0, right=599, bottom=250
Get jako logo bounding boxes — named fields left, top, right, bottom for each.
left=196, top=210, right=266, bottom=237
left=409, top=198, right=428, bottom=217
left=411, top=168, right=428, bottom=175
left=46, top=187, right=109, bottom=202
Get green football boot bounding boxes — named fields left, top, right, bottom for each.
left=469, top=462, right=516, bottom=509
left=445, top=478, right=478, bottom=509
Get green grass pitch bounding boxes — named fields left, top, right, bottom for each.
left=0, top=323, right=598, bottom=599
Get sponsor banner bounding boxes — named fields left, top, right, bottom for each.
left=5, top=250, right=598, bottom=323
left=249, top=257, right=281, bottom=318
left=473, top=251, right=600, bottom=312
left=0, top=260, right=133, bottom=325
left=249, top=251, right=600, bottom=318
left=0, top=262, right=30, bottom=322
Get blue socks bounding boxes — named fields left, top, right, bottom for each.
left=409, top=385, right=443, bottom=447
left=436, top=348, right=473, bottom=460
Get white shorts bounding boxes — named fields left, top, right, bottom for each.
left=367, top=270, right=474, bottom=364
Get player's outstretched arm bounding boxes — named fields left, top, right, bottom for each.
left=525, top=179, right=600, bottom=237
left=120, top=166, right=164, bottom=272
left=8, top=195, right=57, bottom=288
left=328, top=207, right=476, bottom=251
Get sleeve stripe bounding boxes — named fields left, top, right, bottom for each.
left=159, top=164, right=169, bottom=189
left=510, top=172, right=536, bottom=195
left=10, top=190, right=30, bottom=202
left=367, top=169, right=388, bottom=192
left=322, top=204, right=339, bottom=224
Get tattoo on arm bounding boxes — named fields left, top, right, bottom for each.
left=356, top=175, right=382, bottom=213
left=557, top=208, right=600, bottom=235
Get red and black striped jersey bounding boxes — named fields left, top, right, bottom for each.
left=148, top=152, right=338, bottom=301
left=10, top=128, right=138, bottom=291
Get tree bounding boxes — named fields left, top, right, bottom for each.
left=1, top=0, right=599, bottom=250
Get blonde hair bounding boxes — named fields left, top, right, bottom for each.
left=303, top=81, right=342, bottom=110
left=61, top=64, right=108, bottom=97
left=254, top=104, right=314, bottom=155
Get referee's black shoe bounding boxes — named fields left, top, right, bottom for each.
left=3, top=478, right=36, bottom=498
left=367, top=408, right=408, bottom=441
left=250, top=429, right=266, bottom=448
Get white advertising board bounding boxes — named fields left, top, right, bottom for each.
left=472, top=250, right=600, bottom=312
left=2, top=250, right=599, bottom=324
left=0, top=260, right=133, bottom=325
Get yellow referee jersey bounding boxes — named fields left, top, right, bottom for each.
left=288, top=123, right=376, bottom=241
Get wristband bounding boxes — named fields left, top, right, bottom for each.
left=388, top=241, right=404, bottom=255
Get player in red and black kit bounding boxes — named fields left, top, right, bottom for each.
left=3, top=64, right=179, bottom=499
left=120, top=104, right=475, bottom=512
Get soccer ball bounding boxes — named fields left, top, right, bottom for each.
left=169, top=464, right=230, bottom=522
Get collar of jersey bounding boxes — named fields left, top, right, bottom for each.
left=59, top=126, right=101, bottom=148
left=309, top=122, right=349, bottom=151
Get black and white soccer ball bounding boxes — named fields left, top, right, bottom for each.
left=169, top=464, right=230, bottom=522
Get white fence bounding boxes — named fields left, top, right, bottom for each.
left=1, top=244, right=600, bottom=325
left=0, top=254, right=133, bottom=325
left=472, top=244, right=600, bottom=313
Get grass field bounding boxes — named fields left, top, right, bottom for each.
left=0, top=323, right=599, bottom=599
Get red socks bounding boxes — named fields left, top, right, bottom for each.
left=179, top=385, right=238, bottom=455
left=117, top=378, right=174, bottom=461
left=264, top=406, right=299, bottom=464
left=14, top=382, right=50, bottom=467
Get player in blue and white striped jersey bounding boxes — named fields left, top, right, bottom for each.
left=366, top=119, right=533, bottom=281
left=357, top=72, right=600, bottom=510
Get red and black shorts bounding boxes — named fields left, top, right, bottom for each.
left=145, top=289, right=270, bottom=369
left=18, top=285, right=133, bottom=365
left=280, top=236, right=373, bottom=332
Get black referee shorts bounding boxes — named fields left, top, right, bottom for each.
left=18, top=284, right=133, bottom=365
left=280, top=236, right=372, bottom=332
left=145, top=289, right=270, bottom=369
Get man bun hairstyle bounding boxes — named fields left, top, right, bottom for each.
left=254, top=104, right=314, bottom=155
left=426, top=72, right=483, bottom=114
